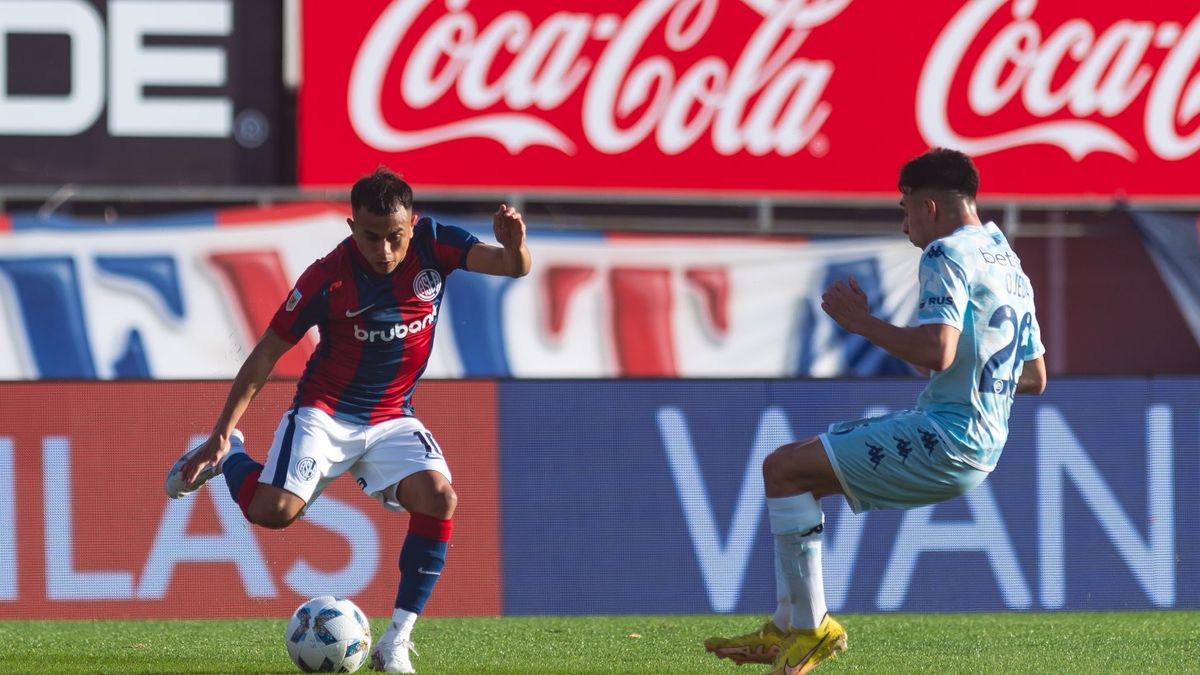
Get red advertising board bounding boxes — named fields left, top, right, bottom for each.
left=299, top=0, right=1200, bottom=199
left=0, top=381, right=500, bottom=619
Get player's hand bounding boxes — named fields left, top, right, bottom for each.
left=821, top=276, right=871, bottom=333
left=182, top=435, right=231, bottom=485
left=493, top=203, right=526, bottom=250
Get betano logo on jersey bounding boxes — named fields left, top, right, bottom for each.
left=353, top=306, right=438, bottom=343
left=979, top=249, right=1022, bottom=268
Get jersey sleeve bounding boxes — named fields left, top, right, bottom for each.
left=430, top=219, right=480, bottom=273
left=916, top=244, right=969, bottom=330
left=268, top=262, right=332, bottom=344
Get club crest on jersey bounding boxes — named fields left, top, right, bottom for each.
left=285, top=288, right=302, bottom=312
left=297, top=457, right=317, bottom=482
left=414, top=269, right=442, bottom=301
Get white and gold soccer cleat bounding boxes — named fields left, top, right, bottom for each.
left=164, top=429, right=243, bottom=499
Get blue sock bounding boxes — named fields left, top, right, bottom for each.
left=222, top=452, right=263, bottom=515
left=394, top=514, right=451, bottom=613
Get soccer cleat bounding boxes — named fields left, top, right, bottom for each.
left=370, top=622, right=417, bottom=673
left=769, top=614, right=848, bottom=675
left=164, top=429, right=244, bottom=499
left=704, top=619, right=788, bottom=664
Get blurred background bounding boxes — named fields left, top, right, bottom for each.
left=1, top=0, right=1197, bottom=621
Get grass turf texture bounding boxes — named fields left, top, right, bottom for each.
left=0, top=612, right=1196, bottom=673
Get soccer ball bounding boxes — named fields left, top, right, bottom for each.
left=285, top=595, right=373, bottom=673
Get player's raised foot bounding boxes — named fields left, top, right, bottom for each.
left=164, top=429, right=244, bottom=499
left=370, top=622, right=417, bottom=673
left=704, top=619, right=787, bottom=664
left=768, top=614, right=847, bottom=675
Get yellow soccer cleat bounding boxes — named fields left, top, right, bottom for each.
left=769, top=614, right=848, bottom=675
left=704, top=619, right=787, bottom=665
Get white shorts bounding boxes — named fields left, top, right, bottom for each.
left=259, top=406, right=452, bottom=512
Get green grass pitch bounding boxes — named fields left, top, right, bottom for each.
left=1, top=612, right=1196, bottom=673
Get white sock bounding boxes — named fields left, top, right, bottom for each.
left=772, top=555, right=790, bottom=631
left=389, top=609, right=418, bottom=639
left=767, top=492, right=827, bottom=631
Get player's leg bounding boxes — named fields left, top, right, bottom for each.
left=216, top=434, right=269, bottom=521
left=222, top=441, right=303, bottom=529
left=766, top=411, right=984, bottom=674
left=764, top=435, right=841, bottom=624
left=354, top=417, right=454, bottom=674
left=227, top=407, right=357, bottom=529
left=758, top=435, right=848, bottom=674
left=706, top=435, right=842, bottom=664
left=390, top=470, right=456, bottom=635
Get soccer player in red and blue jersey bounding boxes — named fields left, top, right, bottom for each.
left=165, top=166, right=531, bottom=673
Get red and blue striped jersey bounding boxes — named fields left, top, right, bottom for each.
left=268, top=217, right=479, bottom=424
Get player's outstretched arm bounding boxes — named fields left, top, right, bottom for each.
left=466, top=203, right=532, bottom=277
left=821, top=277, right=960, bottom=371
left=1016, top=355, right=1047, bottom=394
left=181, top=328, right=293, bottom=484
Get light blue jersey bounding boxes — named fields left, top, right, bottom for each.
left=915, top=222, right=1044, bottom=471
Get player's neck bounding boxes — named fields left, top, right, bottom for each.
left=937, top=207, right=982, bottom=236
left=957, top=202, right=983, bottom=228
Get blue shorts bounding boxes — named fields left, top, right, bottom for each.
left=820, top=410, right=987, bottom=514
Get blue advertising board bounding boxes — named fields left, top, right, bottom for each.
left=499, top=378, right=1198, bottom=614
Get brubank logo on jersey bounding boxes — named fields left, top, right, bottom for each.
left=354, top=306, right=438, bottom=343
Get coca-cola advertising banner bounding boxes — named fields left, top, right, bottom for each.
left=0, top=0, right=284, bottom=185
left=299, top=0, right=1200, bottom=198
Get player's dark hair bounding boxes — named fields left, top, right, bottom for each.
left=350, top=166, right=414, bottom=215
left=898, top=148, right=979, bottom=200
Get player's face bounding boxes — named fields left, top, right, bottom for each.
left=348, top=208, right=417, bottom=275
left=899, top=189, right=935, bottom=249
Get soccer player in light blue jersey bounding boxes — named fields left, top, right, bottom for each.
left=705, top=148, right=1047, bottom=675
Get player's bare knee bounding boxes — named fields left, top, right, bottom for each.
left=762, top=448, right=784, bottom=484
left=427, top=484, right=456, bottom=519
left=396, top=470, right=457, bottom=518
left=762, top=448, right=795, bottom=492
left=762, top=441, right=816, bottom=496
left=247, top=495, right=302, bottom=529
